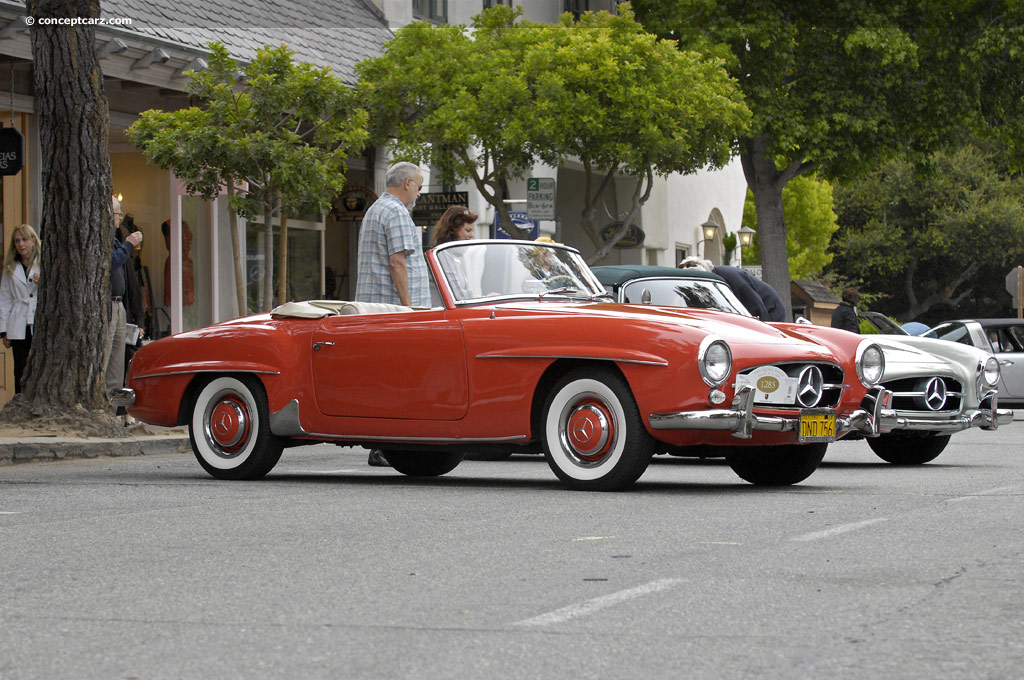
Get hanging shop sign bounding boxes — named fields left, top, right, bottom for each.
left=0, top=127, right=24, bottom=176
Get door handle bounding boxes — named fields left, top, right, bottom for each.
left=313, top=341, right=335, bottom=352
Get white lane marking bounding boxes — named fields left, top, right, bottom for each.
left=791, top=518, right=888, bottom=542
left=946, top=485, right=1020, bottom=504
left=0, top=511, right=22, bottom=515
left=512, top=578, right=687, bottom=627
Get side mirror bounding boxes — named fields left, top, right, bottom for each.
left=795, top=316, right=812, bottom=325
left=641, top=289, right=652, bottom=305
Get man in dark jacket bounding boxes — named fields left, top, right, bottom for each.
left=679, top=257, right=787, bottom=322
left=831, top=287, right=861, bottom=333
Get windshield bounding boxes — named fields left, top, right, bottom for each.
left=433, top=240, right=606, bottom=304
left=618, top=277, right=751, bottom=315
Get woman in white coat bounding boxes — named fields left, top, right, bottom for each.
left=0, top=224, right=41, bottom=393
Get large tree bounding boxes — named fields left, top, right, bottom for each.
left=129, top=43, right=368, bottom=312
left=634, top=1, right=982, bottom=317
left=741, top=175, right=839, bottom=280
left=830, top=141, right=1024, bottom=322
left=1, top=0, right=117, bottom=430
left=358, top=4, right=748, bottom=261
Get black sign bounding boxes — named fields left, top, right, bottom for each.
left=412, top=191, right=469, bottom=226
left=0, top=127, right=24, bottom=176
left=600, top=221, right=646, bottom=249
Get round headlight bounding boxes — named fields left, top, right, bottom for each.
left=982, top=356, right=1000, bottom=387
left=699, top=338, right=732, bottom=387
left=857, top=343, right=885, bottom=386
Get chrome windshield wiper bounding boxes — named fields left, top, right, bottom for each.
left=537, top=286, right=580, bottom=300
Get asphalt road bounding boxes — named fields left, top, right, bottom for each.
left=1, top=421, right=1022, bottom=680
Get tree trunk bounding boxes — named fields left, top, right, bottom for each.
left=225, top=180, right=247, bottom=317
left=277, top=211, right=288, bottom=303
left=12, top=0, right=111, bottom=417
left=262, top=192, right=274, bottom=311
left=740, top=136, right=794, bottom=321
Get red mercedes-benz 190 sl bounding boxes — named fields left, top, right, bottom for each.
left=116, top=240, right=889, bottom=491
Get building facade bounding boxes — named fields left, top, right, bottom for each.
left=0, top=0, right=747, bottom=406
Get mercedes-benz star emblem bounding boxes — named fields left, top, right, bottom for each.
left=573, top=418, right=594, bottom=441
left=797, top=366, right=824, bottom=408
left=924, top=377, right=947, bottom=411
left=214, top=411, right=233, bottom=437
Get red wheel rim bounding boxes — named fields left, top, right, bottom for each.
left=563, top=398, right=614, bottom=463
left=206, top=394, right=251, bottom=455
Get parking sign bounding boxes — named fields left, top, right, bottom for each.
left=527, top=177, right=556, bottom=221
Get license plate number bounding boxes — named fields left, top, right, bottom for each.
left=799, top=410, right=836, bottom=443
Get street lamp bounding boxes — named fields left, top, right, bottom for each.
left=738, top=225, right=755, bottom=247
left=698, top=218, right=720, bottom=259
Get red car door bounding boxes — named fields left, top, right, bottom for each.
left=310, top=309, right=469, bottom=420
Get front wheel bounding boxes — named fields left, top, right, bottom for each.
left=189, top=375, right=284, bottom=480
left=725, top=443, right=827, bottom=486
left=384, top=451, right=464, bottom=476
left=867, top=433, right=951, bottom=465
left=542, top=367, right=655, bottom=491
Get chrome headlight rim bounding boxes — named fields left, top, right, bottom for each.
left=855, top=341, right=885, bottom=387
left=698, top=336, right=733, bottom=387
left=977, top=355, right=1000, bottom=399
left=981, top=356, right=1000, bottom=388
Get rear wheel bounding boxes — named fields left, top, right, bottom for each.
left=189, top=375, right=284, bottom=480
left=867, top=433, right=951, bottom=465
left=726, top=443, right=827, bottom=486
left=384, top=451, right=464, bottom=476
left=542, top=367, right=655, bottom=491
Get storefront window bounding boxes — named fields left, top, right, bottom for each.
left=246, top=217, right=324, bottom=312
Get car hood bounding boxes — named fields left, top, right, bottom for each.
left=870, top=334, right=990, bottom=381
left=495, top=301, right=839, bottom=361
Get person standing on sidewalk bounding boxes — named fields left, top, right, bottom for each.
left=0, top=224, right=42, bottom=394
left=355, top=161, right=429, bottom=308
left=105, top=197, right=142, bottom=414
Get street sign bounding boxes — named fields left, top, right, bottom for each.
left=1007, top=265, right=1023, bottom=318
left=526, top=177, right=556, bottom=221
left=743, top=265, right=764, bottom=279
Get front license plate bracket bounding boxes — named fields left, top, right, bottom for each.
left=799, top=409, right=836, bottom=443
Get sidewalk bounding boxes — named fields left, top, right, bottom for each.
left=0, top=424, right=191, bottom=465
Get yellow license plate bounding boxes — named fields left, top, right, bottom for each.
left=799, top=410, right=836, bottom=443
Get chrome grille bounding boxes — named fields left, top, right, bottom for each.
left=884, top=376, right=963, bottom=414
left=737, top=363, right=843, bottom=408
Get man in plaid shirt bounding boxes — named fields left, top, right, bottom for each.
left=355, top=162, right=429, bottom=308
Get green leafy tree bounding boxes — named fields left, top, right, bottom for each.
left=129, top=43, right=368, bottom=312
left=742, top=175, right=838, bottom=280
left=634, top=1, right=985, bottom=317
left=830, top=142, right=1024, bottom=321
left=357, top=4, right=749, bottom=262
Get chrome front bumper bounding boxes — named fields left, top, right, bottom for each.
left=648, top=386, right=1014, bottom=440
left=109, top=387, right=136, bottom=408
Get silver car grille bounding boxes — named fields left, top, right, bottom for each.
left=884, top=376, right=963, bottom=414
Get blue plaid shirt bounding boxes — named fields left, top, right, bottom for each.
left=354, top=192, right=430, bottom=307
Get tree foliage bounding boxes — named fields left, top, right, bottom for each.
left=830, top=141, right=1024, bottom=322
left=633, top=0, right=992, bottom=316
left=357, top=4, right=749, bottom=262
left=742, top=175, right=838, bottom=280
left=129, top=43, right=368, bottom=311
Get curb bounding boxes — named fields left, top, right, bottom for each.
left=0, top=434, right=191, bottom=465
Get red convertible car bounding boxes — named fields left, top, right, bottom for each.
left=116, top=240, right=889, bottom=491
